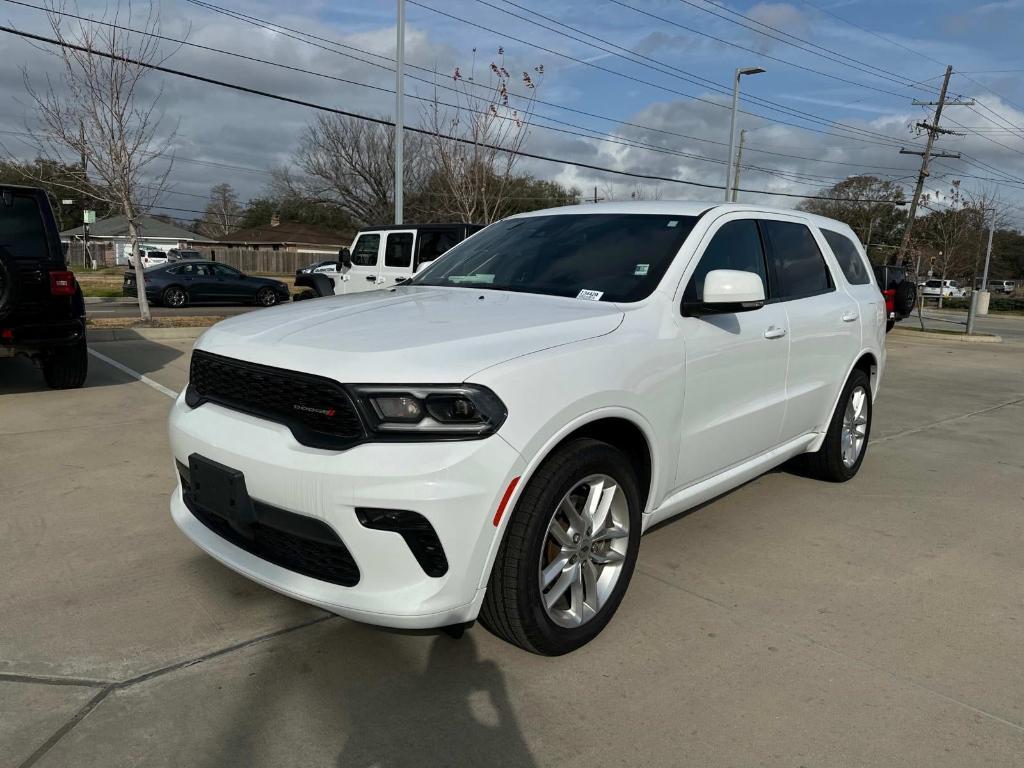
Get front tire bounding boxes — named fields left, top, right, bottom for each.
left=797, top=368, right=872, bottom=482
left=42, top=339, right=88, bottom=389
left=480, top=438, right=642, bottom=655
left=162, top=286, right=188, bottom=308
left=256, top=287, right=278, bottom=306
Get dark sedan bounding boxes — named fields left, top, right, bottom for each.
left=123, top=261, right=290, bottom=308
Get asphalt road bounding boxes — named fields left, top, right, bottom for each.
left=912, top=307, right=1024, bottom=342
left=2, top=330, right=1023, bottom=767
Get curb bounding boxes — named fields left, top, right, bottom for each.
left=84, top=297, right=136, bottom=304
left=890, top=327, right=1002, bottom=344
left=88, top=327, right=207, bottom=342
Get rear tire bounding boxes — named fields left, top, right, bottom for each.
left=885, top=318, right=895, bottom=333
left=894, top=280, right=916, bottom=317
left=42, top=338, right=88, bottom=389
left=797, top=368, right=872, bottom=482
left=479, top=438, right=642, bottom=655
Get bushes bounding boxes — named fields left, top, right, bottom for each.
left=942, top=296, right=1024, bottom=313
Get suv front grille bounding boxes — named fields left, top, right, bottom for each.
left=187, top=350, right=365, bottom=450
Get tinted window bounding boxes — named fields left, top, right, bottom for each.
left=212, top=264, right=241, bottom=278
left=925, top=280, right=940, bottom=288
left=351, top=234, right=379, bottom=266
left=384, top=232, right=414, bottom=268
left=176, top=263, right=212, bottom=276
left=412, top=214, right=697, bottom=302
left=822, top=229, right=870, bottom=285
left=416, top=229, right=461, bottom=267
left=683, top=219, right=766, bottom=304
left=762, top=220, right=834, bottom=300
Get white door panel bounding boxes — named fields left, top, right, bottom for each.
left=780, top=291, right=860, bottom=439
left=676, top=305, right=790, bottom=488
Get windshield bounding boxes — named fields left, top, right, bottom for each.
left=410, top=213, right=699, bottom=302
left=0, top=192, right=51, bottom=260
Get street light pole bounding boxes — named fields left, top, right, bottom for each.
left=967, top=208, right=995, bottom=335
left=394, top=0, right=405, bottom=225
left=725, top=66, right=765, bottom=202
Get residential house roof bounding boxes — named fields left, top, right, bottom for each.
left=61, top=215, right=197, bottom=240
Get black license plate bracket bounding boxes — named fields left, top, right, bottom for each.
left=188, top=454, right=256, bottom=536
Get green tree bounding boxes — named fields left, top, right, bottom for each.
left=798, top=176, right=907, bottom=262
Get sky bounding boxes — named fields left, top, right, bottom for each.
left=2, top=0, right=1024, bottom=227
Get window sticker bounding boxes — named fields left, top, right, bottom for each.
left=576, top=289, right=604, bottom=301
left=634, top=263, right=649, bottom=276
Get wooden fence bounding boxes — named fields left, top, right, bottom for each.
left=65, top=241, right=116, bottom=268
left=192, top=247, right=326, bottom=275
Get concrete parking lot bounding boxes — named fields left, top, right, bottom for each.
left=2, top=325, right=1023, bottom=767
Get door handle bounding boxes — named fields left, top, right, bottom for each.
left=366, top=276, right=377, bottom=282
left=842, top=311, right=859, bottom=322
left=763, top=326, right=787, bottom=340
left=394, top=277, right=407, bottom=283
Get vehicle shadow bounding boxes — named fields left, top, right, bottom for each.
left=209, top=623, right=538, bottom=768
left=0, top=336, right=187, bottom=395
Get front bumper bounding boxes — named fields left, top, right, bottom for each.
left=168, top=393, right=525, bottom=629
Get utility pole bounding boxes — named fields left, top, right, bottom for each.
left=394, top=0, right=405, bottom=225
left=730, top=129, right=746, bottom=202
left=895, top=65, right=973, bottom=266
left=967, top=208, right=995, bottom=335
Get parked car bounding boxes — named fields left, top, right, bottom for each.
left=919, top=278, right=965, bottom=298
left=0, top=184, right=87, bottom=388
left=138, top=249, right=168, bottom=268
left=169, top=202, right=884, bottom=655
left=296, top=223, right=484, bottom=297
left=872, top=264, right=917, bottom=332
left=167, top=248, right=203, bottom=262
left=124, top=261, right=290, bottom=307
left=988, top=279, right=1017, bottom=295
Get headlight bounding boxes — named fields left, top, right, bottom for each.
left=352, top=384, right=507, bottom=438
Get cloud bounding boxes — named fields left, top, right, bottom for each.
left=745, top=3, right=809, bottom=53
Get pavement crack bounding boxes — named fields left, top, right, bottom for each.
left=15, top=614, right=337, bottom=768
left=0, top=672, right=111, bottom=688
left=874, top=395, right=1024, bottom=445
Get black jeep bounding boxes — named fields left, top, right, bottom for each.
left=0, top=185, right=88, bottom=388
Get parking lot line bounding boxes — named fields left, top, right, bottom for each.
left=87, top=348, right=179, bottom=399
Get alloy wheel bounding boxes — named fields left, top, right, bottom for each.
left=538, top=474, right=630, bottom=629
left=257, top=288, right=277, bottom=306
left=165, top=288, right=186, bottom=307
left=841, top=385, right=869, bottom=468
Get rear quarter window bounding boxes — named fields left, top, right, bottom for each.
left=0, top=193, right=51, bottom=260
left=822, top=229, right=871, bottom=285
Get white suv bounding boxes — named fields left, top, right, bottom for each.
left=169, top=202, right=884, bottom=655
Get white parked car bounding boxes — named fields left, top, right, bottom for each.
left=137, top=249, right=168, bottom=268
left=988, top=280, right=1017, bottom=295
left=919, top=278, right=965, bottom=298
left=169, top=202, right=885, bottom=655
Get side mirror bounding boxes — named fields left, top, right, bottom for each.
left=339, top=248, right=352, bottom=270
left=683, top=269, right=765, bottom=316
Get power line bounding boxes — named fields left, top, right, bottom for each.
left=182, top=0, right=919, bottom=162
left=670, top=0, right=938, bottom=94
left=409, top=0, right=914, bottom=149
left=0, top=23, right=913, bottom=206
left=1, top=2, right=907, bottom=190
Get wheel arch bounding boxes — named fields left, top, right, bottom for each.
left=161, top=283, right=188, bottom=305
left=477, top=407, right=658, bottom=592
left=807, top=349, right=879, bottom=453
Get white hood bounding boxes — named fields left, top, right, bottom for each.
left=195, top=286, right=624, bottom=383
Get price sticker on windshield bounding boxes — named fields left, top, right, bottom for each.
left=576, top=289, right=604, bottom=301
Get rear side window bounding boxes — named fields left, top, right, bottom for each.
left=822, top=229, right=870, bottom=285
left=416, top=229, right=461, bottom=268
left=762, top=220, right=834, bottom=301
left=351, top=234, right=379, bottom=266
left=683, top=219, right=766, bottom=303
left=384, top=232, right=413, bottom=268
left=0, top=194, right=50, bottom=260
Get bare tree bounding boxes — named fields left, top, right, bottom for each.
left=920, top=182, right=976, bottom=309
left=278, top=115, right=428, bottom=227
left=18, top=0, right=179, bottom=320
left=198, top=183, right=243, bottom=238
left=423, top=50, right=543, bottom=223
